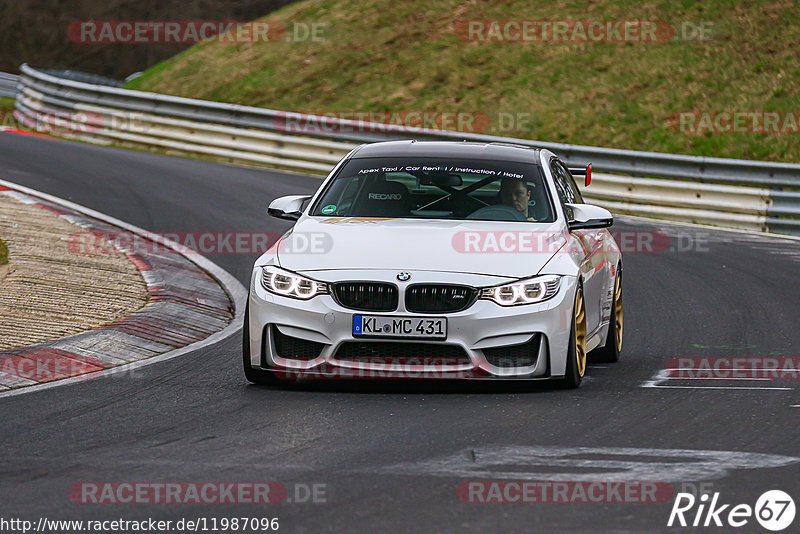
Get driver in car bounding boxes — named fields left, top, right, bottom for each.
left=499, top=177, right=535, bottom=221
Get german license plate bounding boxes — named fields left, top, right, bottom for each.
left=353, top=315, right=447, bottom=340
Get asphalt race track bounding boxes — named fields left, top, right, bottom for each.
left=1, top=133, right=799, bottom=533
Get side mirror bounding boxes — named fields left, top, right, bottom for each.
left=267, top=195, right=311, bottom=222
left=565, top=203, right=613, bottom=231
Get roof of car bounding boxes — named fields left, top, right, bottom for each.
left=349, top=140, right=542, bottom=163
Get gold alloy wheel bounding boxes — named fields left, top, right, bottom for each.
left=575, top=287, right=587, bottom=377
left=614, top=273, right=623, bottom=352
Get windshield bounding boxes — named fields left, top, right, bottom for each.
left=310, top=157, right=554, bottom=222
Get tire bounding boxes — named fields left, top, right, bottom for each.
left=242, top=300, right=285, bottom=386
left=557, top=285, right=587, bottom=389
left=591, top=268, right=623, bottom=363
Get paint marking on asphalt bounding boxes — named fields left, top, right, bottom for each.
left=641, top=369, right=794, bottom=391
left=662, top=371, right=774, bottom=381
left=371, top=446, right=800, bottom=483
left=645, top=385, right=792, bottom=391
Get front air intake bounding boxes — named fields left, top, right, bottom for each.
left=332, top=282, right=398, bottom=312
left=405, top=284, right=478, bottom=313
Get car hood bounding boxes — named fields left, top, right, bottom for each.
left=276, top=217, right=568, bottom=279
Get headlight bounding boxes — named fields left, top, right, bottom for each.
left=480, top=275, right=561, bottom=306
left=261, top=266, right=329, bottom=300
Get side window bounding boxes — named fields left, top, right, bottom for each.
left=339, top=177, right=362, bottom=210
left=319, top=175, right=362, bottom=215
left=549, top=159, right=584, bottom=205
left=563, top=164, right=585, bottom=204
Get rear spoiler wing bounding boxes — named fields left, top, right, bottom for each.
left=568, top=164, right=592, bottom=187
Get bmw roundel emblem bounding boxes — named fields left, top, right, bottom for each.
left=397, top=272, right=411, bottom=281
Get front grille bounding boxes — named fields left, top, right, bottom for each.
left=482, top=334, right=541, bottom=368
left=272, top=326, right=325, bottom=360
left=334, top=341, right=471, bottom=366
left=405, top=284, right=478, bottom=313
left=332, top=282, right=398, bottom=311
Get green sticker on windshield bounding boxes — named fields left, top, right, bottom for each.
left=321, top=205, right=337, bottom=214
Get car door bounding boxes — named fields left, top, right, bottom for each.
left=549, top=158, right=605, bottom=336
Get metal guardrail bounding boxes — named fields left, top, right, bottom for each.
left=578, top=173, right=771, bottom=232
left=10, top=63, right=800, bottom=236
left=0, top=72, right=19, bottom=98
left=37, top=68, right=123, bottom=88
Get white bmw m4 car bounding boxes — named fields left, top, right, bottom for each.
left=244, top=141, right=622, bottom=388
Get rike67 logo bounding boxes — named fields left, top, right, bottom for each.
left=668, top=490, right=795, bottom=531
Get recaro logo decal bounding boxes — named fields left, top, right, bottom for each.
left=368, top=193, right=402, bottom=200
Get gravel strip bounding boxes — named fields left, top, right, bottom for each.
left=0, top=193, right=149, bottom=350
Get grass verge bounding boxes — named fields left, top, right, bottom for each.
left=0, top=97, right=15, bottom=113
left=0, top=238, right=9, bottom=266
left=126, top=0, right=800, bottom=162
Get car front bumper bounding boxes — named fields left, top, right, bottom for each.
left=247, top=268, right=577, bottom=380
